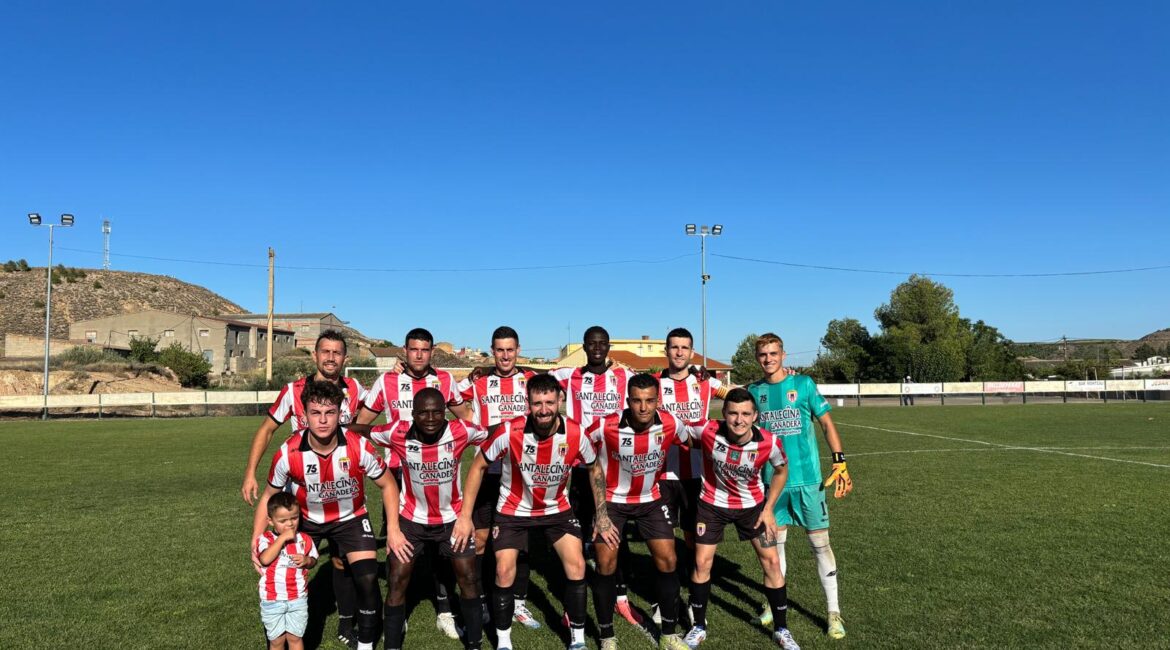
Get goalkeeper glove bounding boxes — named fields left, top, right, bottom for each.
left=822, top=452, right=853, bottom=498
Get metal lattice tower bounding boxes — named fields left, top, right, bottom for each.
left=102, top=220, right=111, bottom=270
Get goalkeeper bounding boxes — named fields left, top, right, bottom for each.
left=749, top=333, right=851, bottom=640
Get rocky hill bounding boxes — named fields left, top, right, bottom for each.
left=0, top=266, right=246, bottom=339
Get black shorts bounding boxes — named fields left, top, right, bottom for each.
left=492, top=510, right=582, bottom=552
left=660, top=478, right=702, bottom=532
left=607, top=499, right=675, bottom=541
left=399, top=519, right=475, bottom=560
left=694, top=501, right=766, bottom=545
left=300, top=513, right=377, bottom=557
left=473, top=473, right=502, bottom=530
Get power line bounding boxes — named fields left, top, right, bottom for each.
left=56, top=246, right=696, bottom=273
left=712, top=253, right=1170, bottom=278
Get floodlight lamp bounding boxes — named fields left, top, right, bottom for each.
left=711, top=224, right=723, bottom=235
left=700, top=225, right=710, bottom=235
left=685, top=224, right=697, bottom=235
left=60, top=214, right=74, bottom=226
left=28, top=213, right=42, bottom=225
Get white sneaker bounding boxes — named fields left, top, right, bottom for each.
left=772, top=628, right=801, bottom=650
left=651, top=604, right=662, bottom=626
left=514, top=603, right=542, bottom=629
left=436, top=612, right=460, bottom=640
left=683, top=625, right=707, bottom=649
left=757, top=602, right=773, bottom=627
left=600, top=638, right=617, bottom=650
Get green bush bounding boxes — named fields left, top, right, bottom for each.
left=50, top=346, right=125, bottom=368
left=92, top=281, right=103, bottom=289
left=157, top=342, right=212, bottom=388
left=128, top=336, right=161, bottom=363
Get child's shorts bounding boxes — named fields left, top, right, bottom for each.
left=260, top=596, right=309, bottom=640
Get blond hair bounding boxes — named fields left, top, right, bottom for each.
left=755, top=333, right=784, bottom=352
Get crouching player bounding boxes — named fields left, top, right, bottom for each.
left=684, top=388, right=801, bottom=650
left=369, top=388, right=489, bottom=650
left=456, top=374, right=612, bottom=650
left=251, top=381, right=398, bottom=650
left=255, top=492, right=319, bottom=649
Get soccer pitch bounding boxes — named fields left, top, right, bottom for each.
left=3, top=404, right=1167, bottom=649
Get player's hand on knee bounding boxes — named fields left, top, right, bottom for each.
left=594, top=516, right=620, bottom=549
left=452, top=517, right=474, bottom=553
left=386, top=529, right=414, bottom=564
left=756, top=511, right=780, bottom=544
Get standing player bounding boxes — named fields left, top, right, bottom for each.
left=587, top=373, right=704, bottom=650
left=354, top=326, right=473, bottom=639
left=366, top=389, right=488, bottom=650
left=455, top=374, right=616, bottom=650
left=251, top=380, right=398, bottom=650
left=241, top=330, right=367, bottom=649
left=548, top=325, right=642, bottom=626
left=750, top=333, right=851, bottom=640
left=683, top=388, right=800, bottom=650
left=458, top=326, right=542, bottom=629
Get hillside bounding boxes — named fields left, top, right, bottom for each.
left=0, top=267, right=246, bottom=339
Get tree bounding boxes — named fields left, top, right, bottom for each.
left=872, top=275, right=968, bottom=381
left=157, top=343, right=212, bottom=388
left=1132, top=343, right=1157, bottom=360
left=817, top=318, right=873, bottom=382
left=731, top=334, right=763, bottom=384
left=964, top=320, right=1026, bottom=381
left=128, top=336, right=160, bottom=363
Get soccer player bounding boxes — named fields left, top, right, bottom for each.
left=354, top=326, right=473, bottom=639
left=241, top=329, right=367, bottom=648
left=456, top=373, right=615, bottom=650
left=366, top=388, right=488, bottom=650
left=548, top=325, right=642, bottom=626
left=251, top=380, right=399, bottom=650
left=683, top=388, right=800, bottom=650
left=750, top=333, right=851, bottom=640
left=656, top=327, right=728, bottom=620
left=458, top=326, right=542, bottom=629
left=255, top=492, right=318, bottom=650
left=587, top=372, right=705, bottom=650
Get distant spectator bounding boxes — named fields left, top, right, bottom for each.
left=901, top=375, right=915, bottom=406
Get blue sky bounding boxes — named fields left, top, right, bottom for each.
left=2, top=1, right=1167, bottom=364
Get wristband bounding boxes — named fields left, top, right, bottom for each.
left=832, top=452, right=846, bottom=463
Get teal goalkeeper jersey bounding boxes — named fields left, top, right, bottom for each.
left=750, top=375, right=832, bottom=489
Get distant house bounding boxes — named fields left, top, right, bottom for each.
left=556, top=335, right=732, bottom=383
left=223, top=312, right=360, bottom=353
left=1110, top=356, right=1170, bottom=378
left=69, top=309, right=295, bottom=374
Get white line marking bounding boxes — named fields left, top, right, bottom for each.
left=837, top=423, right=1170, bottom=469
left=836, top=445, right=1170, bottom=458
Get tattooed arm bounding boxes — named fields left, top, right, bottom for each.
left=589, top=461, right=620, bottom=549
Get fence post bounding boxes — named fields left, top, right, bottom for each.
left=855, top=383, right=861, bottom=407
left=98, top=394, right=103, bottom=419
left=151, top=392, right=156, bottom=418
left=941, top=383, right=945, bottom=406
left=205, top=391, right=210, bottom=417
left=981, top=382, right=986, bottom=406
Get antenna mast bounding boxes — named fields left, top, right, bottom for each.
left=102, top=220, right=112, bottom=270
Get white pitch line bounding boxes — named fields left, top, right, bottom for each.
left=838, top=423, right=1170, bottom=469
left=834, top=445, right=1170, bottom=459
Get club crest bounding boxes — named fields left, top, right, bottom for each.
left=492, top=525, right=500, bottom=540
left=557, top=443, right=568, bottom=457
left=697, top=522, right=706, bottom=537
left=787, top=390, right=798, bottom=403
left=729, top=449, right=742, bottom=463
left=339, top=457, right=350, bottom=472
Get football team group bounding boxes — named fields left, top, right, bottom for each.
left=240, top=325, right=853, bottom=650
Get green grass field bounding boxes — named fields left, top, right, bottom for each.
left=2, top=404, right=1168, bottom=649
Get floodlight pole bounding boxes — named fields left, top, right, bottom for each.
left=685, top=224, right=722, bottom=367
left=30, top=213, right=73, bottom=419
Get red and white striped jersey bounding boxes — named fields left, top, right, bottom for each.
left=370, top=419, right=488, bottom=525
left=362, top=368, right=463, bottom=423
left=458, top=370, right=536, bottom=427
left=481, top=416, right=596, bottom=517
left=549, top=366, right=632, bottom=428
left=659, top=372, right=724, bottom=481
left=696, top=421, right=787, bottom=509
left=587, top=409, right=704, bottom=504
left=255, top=531, right=318, bottom=602
left=268, top=375, right=366, bottom=432
left=268, top=430, right=387, bottom=524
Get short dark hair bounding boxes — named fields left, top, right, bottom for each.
left=628, top=373, right=660, bottom=394
left=268, top=491, right=299, bottom=516
left=583, top=325, right=609, bottom=342
left=526, top=373, right=562, bottom=398
left=413, top=386, right=444, bottom=409
left=491, top=326, right=520, bottom=346
left=723, top=387, right=758, bottom=410
left=315, top=329, right=348, bottom=355
left=665, top=328, right=693, bottom=346
left=405, top=328, right=434, bottom=346
left=301, top=379, right=345, bottom=411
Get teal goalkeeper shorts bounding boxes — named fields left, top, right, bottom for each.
left=773, top=484, right=830, bottom=530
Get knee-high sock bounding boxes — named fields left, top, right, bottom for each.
left=350, top=559, right=382, bottom=645
left=777, top=528, right=788, bottom=579
left=434, top=554, right=453, bottom=614
left=460, top=597, right=483, bottom=650
left=616, top=538, right=633, bottom=598
left=592, top=573, right=617, bottom=639
left=689, top=580, right=711, bottom=628
left=656, top=568, right=681, bottom=635
left=565, top=578, right=588, bottom=645
left=808, top=530, right=839, bottom=612
left=383, top=604, right=406, bottom=650
left=514, top=550, right=531, bottom=603
left=493, top=584, right=514, bottom=633
left=333, top=559, right=357, bottom=634
left=765, top=585, right=789, bottom=631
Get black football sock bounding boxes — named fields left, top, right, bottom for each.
left=460, top=596, right=483, bottom=649
left=689, top=579, right=711, bottom=628
left=765, top=585, right=789, bottom=632
left=493, top=584, right=514, bottom=633
left=334, top=560, right=357, bottom=637
left=592, top=573, right=617, bottom=639
left=656, top=568, right=681, bottom=635
left=383, top=604, right=406, bottom=650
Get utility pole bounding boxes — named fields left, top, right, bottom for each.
left=266, top=248, right=274, bottom=382
left=1062, top=335, right=1069, bottom=362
